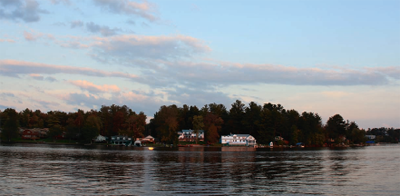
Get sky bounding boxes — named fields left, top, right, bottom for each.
left=0, top=0, right=399, bottom=129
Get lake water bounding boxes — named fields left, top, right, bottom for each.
left=0, top=144, right=399, bottom=195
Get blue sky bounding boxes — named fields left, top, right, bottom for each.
left=0, top=0, right=399, bottom=129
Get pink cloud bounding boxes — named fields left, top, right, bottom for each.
left=68, top=80, right=120, bottom=93
left=23, top=30, right=54, bottom=41
left=0, top=38, right=15, bottom=43
left=29, top=73, right=44, bottom=80
left=93, top=0, right=158, bottom=22
left=121, top=91, right=147, bottom=101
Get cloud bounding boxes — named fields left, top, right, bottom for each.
left=69, top=21, right=122, bottom=37
left=23, top=30, right=54, bottom=41
left=63, top=91, right=162, bottom=115
left=165, top=87, right=234, bottom=108
left=29, top=74, right=57, bottom=82
left=0, top=92, right=15, bottom=98
left=0, top=38, right=15, bottom=43
left=367, top=66, right=400, bottom=80
left=0, top=104, right=10, bottom=110
left=86, top=22, right=121, bottom=36
left=70, top=20, right=84, bottom=28
left=49, top=0, right=70, bottom=5
left=68, top=80, right=121, bottom=93
left=90, top=34, right=211, bottom=63
left=0, top=59, right=138, bottom=79
left=33, top=99, right=60, bottom=110
left=0, top=0, right=47, bottom=22
left=147, top=60, right=399, bottom=88
left=64, top=93, right=108, bottom=109
left=30, top=73, right=44, bottom=80
left=93, top=0, right=158, bottom=22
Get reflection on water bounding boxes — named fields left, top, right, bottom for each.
left=0, top=143, right=399, bottom=195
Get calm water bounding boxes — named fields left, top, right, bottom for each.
left=0, top=144, right=399, bottom=195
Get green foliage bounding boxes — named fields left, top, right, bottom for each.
left=367, top=127, right=399, bottom=143
left=1, top=108, right=20, bottom=142
left=227, top=100, right=245, bottom=134
left=154, top=105, right=179, bottom=144
left=48, top=124, right=63, bottom=141
left=325, top=114, right=347, bottom=143
left=80, top=125, right=99, bottom=143
left=192, top=115, right=204, bottom=144
left=203, top=112, right=223, bottom=144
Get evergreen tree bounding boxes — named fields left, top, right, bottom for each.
left=1, top=108, right=20, bottom=142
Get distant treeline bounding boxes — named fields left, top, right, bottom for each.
left=0, top=100, right=399, bottom=145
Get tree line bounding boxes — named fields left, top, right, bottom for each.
left=1, top=100, right=399, bottom=145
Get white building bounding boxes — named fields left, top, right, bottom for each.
left=365, top=135, right=376, bottom=140
left=220, top=134, right=257, bottom=146
left=178, top=129, right=204, bottom=142
left=94, top=135, right=107, bottom=142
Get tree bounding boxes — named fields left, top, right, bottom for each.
left=299, top=112, right=324, bottom=146
left=350, top=127, right=366, bottom=144
left=155, top=105, right=179, bottom=144
left=75, top=110, right=85, bottom=137
left=192, top=115, right=204, bottom=144
left=123, top=112, right=146, bottom=139
left=100, top=105, right=111, bottom=136
left=208, top=103, right=228, bottom=135
left=80, top=125, right=98, bottom=143
left=85, top=114, right=103, bottom=134
left=228, top=100, right=245, bottom=134
left=203, top=113, right=223, bottom=144
left=19, top=108, right=32, bottom=128
left=48, top=124, right=63, bottom=142
left=325, top=114, right=347, bottom=143
left=243, top=102, right=262, bottom=138
left=1, top=108, right=20, bottom=142
left=257, top=107, right=275, bottom=144
left=178, top=104, right=191, bottom=130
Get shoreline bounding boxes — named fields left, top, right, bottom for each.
left=2, top=140, right=397, bottom=149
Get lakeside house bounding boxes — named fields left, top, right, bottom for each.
left=137, top=135, right=155, bottom=143
left=21, top=129, right=40, bottom=140
left=133, top=135, right=155, bottom=147
left=110, top=135, right=132, bottom=146
left=178, top=129, right=204, bottom=142
left=365, top=135, right=376, bottom=140
left=220, top=134, right=257, bottom=147
left=21, top=128, right=49, bottom=140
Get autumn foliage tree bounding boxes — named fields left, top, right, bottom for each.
left=203, top=112, right=223, bottom=144
left=154, top=105, right=179, bottom=144
left=122, top=112, right=146, bottom=139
